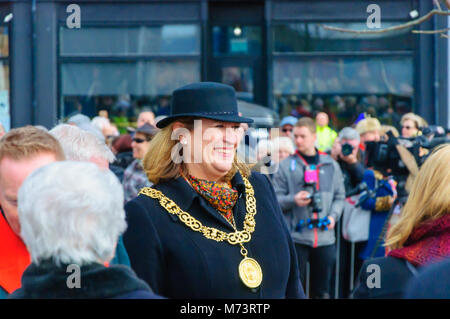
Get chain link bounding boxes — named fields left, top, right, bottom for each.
left=139, top=172, right=257, bottom=246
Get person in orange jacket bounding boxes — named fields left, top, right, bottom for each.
left=0, top=126, right=65, bottom=298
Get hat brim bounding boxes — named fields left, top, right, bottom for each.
left=156, top=113, right=254, bottom=128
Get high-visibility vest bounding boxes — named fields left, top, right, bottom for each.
left=316, top=125, right=338, bottom=152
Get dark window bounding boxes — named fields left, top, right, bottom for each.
left=273, top=22, right=414, bottom=52
left=59, top=24, right=201, bottom=133
left=272, top=22, right=414, bottom=131
left=212, top=25, right=262, bottom=56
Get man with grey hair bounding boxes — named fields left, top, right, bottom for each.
left=50, top=124, right=115, bottom=169
left=49, top=124, right=130, bottom=267
left=331, top=127, right=365, bottom=194
left=10, top=161, right=160, bottom=299
left=331, top=126, right=366, bottom=298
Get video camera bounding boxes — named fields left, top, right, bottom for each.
left=365, top=129, right=450, bottom=176
left=365, top=128, right=449, bottom=198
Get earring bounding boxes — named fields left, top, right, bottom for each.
left=180, top=138, right=187, bottom=145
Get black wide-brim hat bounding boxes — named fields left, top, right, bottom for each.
left=156, top=82, right=254, bottom=128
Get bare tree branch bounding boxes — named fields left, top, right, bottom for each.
left=319, top=9, right=450, bottom=34
left=440, top=33, right=450, bottom=38
left=412, top=27, right=450, bottom=34
left=434, top=0, right=442, bottom=11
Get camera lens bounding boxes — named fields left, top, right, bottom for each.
left=341, top=143, right=353, bottom=156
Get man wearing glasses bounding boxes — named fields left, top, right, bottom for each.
left=123, top=123, right=158, bottom=203
left=280, top=116, right=298, bottom=139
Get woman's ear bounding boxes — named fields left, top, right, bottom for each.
left=172, top=122, right=190, bottom=145
left=172, top=121, right=185, bottom=131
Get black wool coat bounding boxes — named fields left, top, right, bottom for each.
left=123, top=171, right=305, bottom=299
left=9, top=260, right=162, bottom=299
left=352, top=256, right=419, bottom=299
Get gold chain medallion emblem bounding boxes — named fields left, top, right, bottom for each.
left=239, top=257, right=263, bottom=288
left=139, top=173, right=262, bottom=289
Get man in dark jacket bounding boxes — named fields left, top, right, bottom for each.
left=9, top=161, right=160, bottom=299
left=273, top=117, right=345, bottom=298
left=330, top=127, right=366, bottom=297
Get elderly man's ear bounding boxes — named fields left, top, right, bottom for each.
left=89, top=156, right=109, bottom=170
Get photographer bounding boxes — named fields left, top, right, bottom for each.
left=354, top=118, right=396, bottom=262
left=331, top=127, right=365, bottom=194
left=331, top=127, right=366, bottom=297
left=273, top=117, right=345, bottom=299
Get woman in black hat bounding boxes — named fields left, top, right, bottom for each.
left=123, top=82, right=304, bottom=298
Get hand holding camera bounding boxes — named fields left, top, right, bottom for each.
left=340, top=142, right=358, bottom=164
left=294, top=190, right=312, bottom=207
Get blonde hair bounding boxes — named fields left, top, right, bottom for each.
left=0, top=126, right=65, bottom=165
left=143, top=118, right=251, bottom=185
left=355, top=117, right=381, bottom=135
left=400, top=113, right=421, bottom=129
left=385, top=144, right=450, bottom=249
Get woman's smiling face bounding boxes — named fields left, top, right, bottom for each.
left=176, top=118, right=243, bottom=181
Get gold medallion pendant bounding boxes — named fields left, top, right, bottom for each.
left=239, top=257, right=263, bottom=289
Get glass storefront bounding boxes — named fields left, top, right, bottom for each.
left=0, top=26, right=9, bottom=131
left=53, top=5, right=432, bottom=132
left=59, top=25, right=201, bottom=132
left=272, top=22, right=415, bottom=130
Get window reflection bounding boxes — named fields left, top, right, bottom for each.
left=60, top=25, right=200, bottom=55
left=274, top=57, right=413, bottom=95
left=212, top=25, right=262, bottom=56
left=59, top=24, right=201, bottom=131
left=273, top=22, right=414, bottom=52
left=0, top=26, right=9, bottom=131
left=0, top=27, right=8, bottom=57
left=61, top=61, right=200, bottom=127
left=222, top=66, right=253, bottom=101
left=273, top=57, right=413, bottom=130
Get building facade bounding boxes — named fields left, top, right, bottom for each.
left=1, top=0, right=449, bottom=131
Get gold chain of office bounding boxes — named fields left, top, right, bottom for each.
left=138, top=174, right=257, bottom=246
left=139, top=173, right=263, bottom=289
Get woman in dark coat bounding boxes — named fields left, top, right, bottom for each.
left=352, top=144, right=450, bottom=298
left=123, top=82, right=304, bottom=298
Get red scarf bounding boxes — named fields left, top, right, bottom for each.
left=0, top=213, right=31, bottom=294
left=388, top=214, right=450, bottom=267
left=184, top=174, right=238, bottom=224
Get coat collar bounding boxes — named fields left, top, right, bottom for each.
left=154, top=171, right=247, bottom=231
left=10, top=260, right=151, bottom=299
left=290, top=149, right=334, bottom=167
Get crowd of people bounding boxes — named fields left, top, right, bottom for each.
left=0, top=82, right=448, bottom=299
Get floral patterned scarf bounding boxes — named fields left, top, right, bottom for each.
left=184, top=174, right=238, bottom=224
left=388, top=214, right=450, bottom=267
